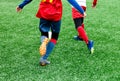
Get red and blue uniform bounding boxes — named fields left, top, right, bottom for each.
left=18, top=0, right=85, bottom=44
left=18, top=0, right=85, bottom=63
left=72, top=0, right=97, bottom=44
left=72, top=0, right=97, bottom=54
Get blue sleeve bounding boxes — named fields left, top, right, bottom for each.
left=18, top=0, right=32, bottom=9
left=67, top=0, right=84, bottom=14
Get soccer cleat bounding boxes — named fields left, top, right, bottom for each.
left=39, top=58, right=50, bottom=66
left=39, top=38, right=49, bottom=56
left=87, top=40, right=94, bottom=54
left=73, top=36, right=83, bottom=41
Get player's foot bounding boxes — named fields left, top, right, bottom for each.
left=39, top=58, right=50, bottom=66
left=39, top=38, right=49, bottom=56
left=87, top=40, right=94, bottom=54
left=73, top=36, right=83, bottom=41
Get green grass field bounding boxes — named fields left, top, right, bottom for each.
left=0, top=0, right=120, bottom=81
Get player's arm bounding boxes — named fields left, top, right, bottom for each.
left=67, top=0, right=86, bottom=17
left=16, top=0, right=32, bottom=12
left=92, top=0, right=97, bottom=8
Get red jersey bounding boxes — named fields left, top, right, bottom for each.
left=36, top=0, right=62, bottom=21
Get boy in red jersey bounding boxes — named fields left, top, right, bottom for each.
left=72, top=0, right=97, bottom=54
left=16, top=0, right=86, bottom=66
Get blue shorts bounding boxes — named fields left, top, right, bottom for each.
left=39, top=18, right=61, bottom=40
left=39, top=18, right=61, bottom=33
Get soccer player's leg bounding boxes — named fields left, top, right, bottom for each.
left=39, top=36, right=49, bottom=56
left=73, top=18, right=83, bottom=41
left=73, top=23, right=84, bottom=41
left=77, top=25, right=94, bottom=54
left=75, top=18, right=94, bottom=54
left=40, top=38, right=57, bottom=66
left=40, top=20, right=61, bottom=66
left=39, top=18, right=50, bottom=56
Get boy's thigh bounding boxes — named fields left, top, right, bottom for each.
left=39, top=18, right=51, bottom=32
left=51, top=20, right=61, bottom=33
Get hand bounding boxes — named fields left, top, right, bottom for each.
left=92, top=4, right=96, bottom=8
left=92, top=0, right=97, bottom=8
left=83, top=12, right=87, bottom=18
left=16, top=6, right=22, bottom=12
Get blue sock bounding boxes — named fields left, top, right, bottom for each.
left=43, top=42, right=55, bottom=60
